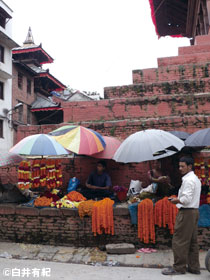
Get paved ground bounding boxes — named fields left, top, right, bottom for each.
left=0, top=258, right=209, bottom=280
left=0, top=242, right=208, bottom=269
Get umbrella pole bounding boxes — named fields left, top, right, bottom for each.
left=148, top=161, right=152, bottom=171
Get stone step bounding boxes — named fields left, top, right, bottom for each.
left=132, top=63, right=210, bottom=84
left=158, top=52, right=210, bottom=67
left=106, top=243, right=136, bottom=255
left=105, top=79, right=210, bottom=99
left=179, top=45, right=210, bottom=56
left=195, top=34, right=210, bottom=45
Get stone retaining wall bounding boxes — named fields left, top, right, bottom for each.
left=0, top=204, right=209, bottom=249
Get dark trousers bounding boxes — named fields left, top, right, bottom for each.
left=172, top=208, right=200, bottom=273
left=80, top=188, right=113, bottom=200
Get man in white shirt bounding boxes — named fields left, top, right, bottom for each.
left=162, top=157, right=201, bottom=276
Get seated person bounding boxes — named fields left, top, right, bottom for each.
left=147, top=160, right=172, bottom=197
left=82, top=160, right=113, bottom=199
left=139, top=160, right=172, bottom=199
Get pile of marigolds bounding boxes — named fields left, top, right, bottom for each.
left=34, top=196, right=53, bottom=207
left=67, top=191, right=86, bottom=202
left=92, top=198, right=114, bottom=236
left=138, top=197, right=178, bottom=244
left=78, top=200, right=96, bottom=219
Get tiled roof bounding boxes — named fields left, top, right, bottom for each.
left=31, top=95, right=59, bottom=109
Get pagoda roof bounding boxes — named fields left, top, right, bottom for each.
left=12, top=44, right=54, bottom=64
left=149, top=0, right=189, bottom=38
left=35, top=70, right=66, bottom=91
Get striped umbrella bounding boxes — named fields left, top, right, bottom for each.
left=10, top=134, right=69, bottom=156
left=0, top=152, right=23, bottom=167
left=48, top=125, right=76, bottom=136
left=91, top=136, right=121, bottom=159
left=53, top=126, right=106, bottom=155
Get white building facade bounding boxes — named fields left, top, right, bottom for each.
left=0, top=0, right=18, bottom=152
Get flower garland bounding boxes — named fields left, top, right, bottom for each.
left=46, top=159, right=57, bottom=189
left=92, top=198, right=114, bottom=236
left=18, top=159, right=63, bottom=190
left=138, top=199, right=155, bottom=244
left=55, top=159, right=63, bottom=188
left=194, top=158, right=206, bottom=185
left=154, top=197, right=178, bottom=234
left=78, top=200, right=96, bottom=219
left=18, top=161, right=31, bottom=190
left=31, top=159, right=41, bottom=188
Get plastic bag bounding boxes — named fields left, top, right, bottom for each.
left=67, top=177, right=80, bottom=193
left=127, top=180, right=142, bottom=196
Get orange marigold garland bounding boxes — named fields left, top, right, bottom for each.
left=154, top=197, right=178, bottom=234
left=18, top=161, right=31, bottom=190
left=55, top=159, right=63, bottom=188
left=31, top=159, right=41, bottom=188
left=92, top=198, right=114, bottom=236
left=138, top=199, right=155, bottom=244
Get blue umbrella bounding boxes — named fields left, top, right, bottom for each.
left=10, top=134, right=69, bottom=156
left=169, top=131, right=190, bottom=141
left=185, top=128, right=210, bottom=147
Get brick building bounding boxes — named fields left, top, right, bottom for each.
left=12, top=28, right=66, bottom=142
left=0, top=0, right=18, bottom=152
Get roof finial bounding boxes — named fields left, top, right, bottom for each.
left=23, top=27, right=35, bottom=45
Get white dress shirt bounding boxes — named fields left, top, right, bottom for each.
left=176, top=171, right=201, bottom=209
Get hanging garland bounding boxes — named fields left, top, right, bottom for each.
left=154, top=197, right=178, bottom=234
left=18, top=161, right=31, bottom=190
left=55, top=159, right=63, bottom=188
left=18, top=159, right=63, bottom=190
left=31, top=159, right=41, bottom=188
left=46, top=159, right=56, bottom=189
left=138, top=199, right=155, bottom=244
left=194, top=158, right=206, bottom=185
left=92, top=198, right=114, bottom=236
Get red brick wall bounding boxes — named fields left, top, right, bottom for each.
left=0, top=205, right=208, bottom=249
left=60, top=94, right=210, bottom=123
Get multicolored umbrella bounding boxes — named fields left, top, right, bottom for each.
left=54, top=126, right=106, bottom=155
left=0, top=152, right=23, bottom=167
left=48, top=125, right=76, bottom=136
left=10, top=134, right=69, bottom=156
left=91, top=136, right=121, bottom=159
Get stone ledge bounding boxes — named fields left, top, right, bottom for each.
left=0, top=204, right=16, bottom=215
left=15, top=206, right=39, bottom=216
left=39, top=208, right=61, bottom=217
left=113, top=207, right=129, bottom=216
left=61, top=209, right=78, bottom=216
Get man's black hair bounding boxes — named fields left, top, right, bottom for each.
left=97, top=160, right=106, bottom=168
left=179, top=156, right=194, bottom=168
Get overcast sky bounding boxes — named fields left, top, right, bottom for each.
left=6, top=0, right=190, bottom=94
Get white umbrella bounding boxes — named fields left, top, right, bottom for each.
left=113, top=129, right=184, bottom=163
